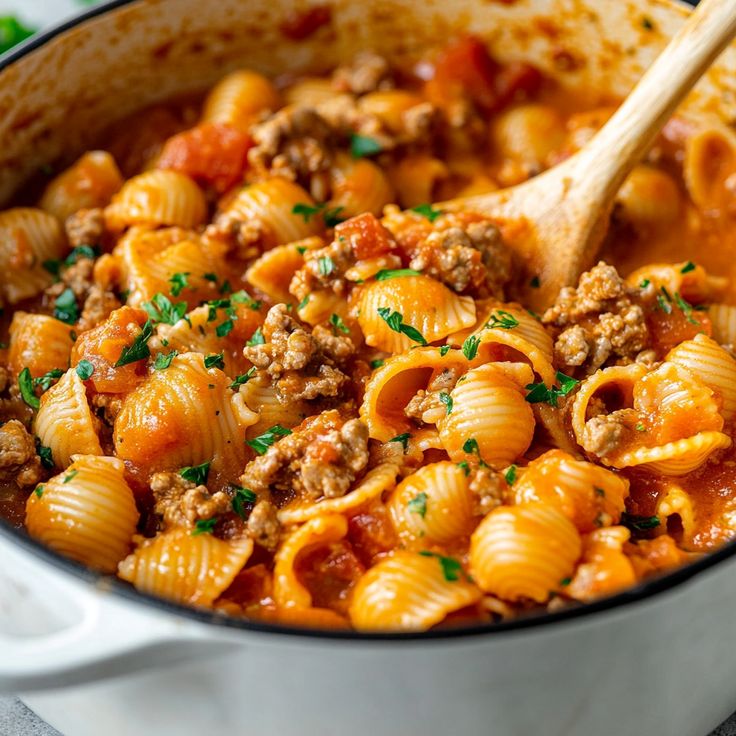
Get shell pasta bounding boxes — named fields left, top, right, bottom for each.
left=3, top=36, right=736, bottom=632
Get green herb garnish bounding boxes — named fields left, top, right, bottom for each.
left=377, top=307, right=427, bottom=346
left=153, top=350, right=178, bottom=371
left=18, top=367, right=39, bottom=409
left=329, top=313, right=350, bottom=335
left=408, top=492, right=428, bottom=518
left=411, top=203, right=443, bottom=222
left=115, top=320, right=154, bottom=367
left=75, top=360, right=94, bottom=380
left=418, top=550, right=463, bottom=582
left=230, top=367, right=256, bottom=389
left=438, top=392, right=453, bottom=415
left=487, top=310, right=519, bottom=330
left=168, top=272, right=190, bottom=297
left=53, top=288, right=79, bottom=325
left=180, top=461, right=210, bottom=485
left=231, top=487, right=257, bottom=519
left=525, top=371, right=579, bottom=408
left=350, top=134, right=383, bottom=158
left=204, top=352, right=225, bottom=370
left=461, top=334, right=480, bottom=360
left=142, top=293, right=188, bottom=326
left=192, top=518, right=218, bottom=536
left=247, top=424, right=292, bottom=455
left=375, top=268, right=422, bottom=281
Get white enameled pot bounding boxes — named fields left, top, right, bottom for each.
left=1, top=1, right=736, bottom=734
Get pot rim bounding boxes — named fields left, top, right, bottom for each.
left=1, top=0, right=731, bottom=643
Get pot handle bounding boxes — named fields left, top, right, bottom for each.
left=0, top=533, right=231, bottom=692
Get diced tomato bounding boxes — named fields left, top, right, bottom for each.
left=348, top=508, right=398, bottom=567
left=297, top=541, right=365, bottom=614
left=220, top=564, right=273, bottom=607
left=157, top=122, right=251, bottom=194
left=279, top=5, right=332, bottom=40
left=334, top=213, right=396, bottom=260
left=647, top=306, right=711, bottom=354
left=71, top=306, right=150, bottom=394
left=429, top=35, right=542, bottom=114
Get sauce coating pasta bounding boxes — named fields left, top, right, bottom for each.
left=3, top=36, right=736, bottom=631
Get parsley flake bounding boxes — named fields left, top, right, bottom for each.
left=230, top=367, right=256, bottom=389
left=370, top=358, right=385, bottom=369
left=63, top=469, right=78, bottom=484
left=247, top=327, right=265, bottom=347
left=247, top=424, right=292, bottom=455
left=180, top=461, right=210, bottom=485
left=462, top=334, right=480, bottom=360
left=168, top=272, right=190, bottom=297
left=34, top=484, right=44, bottom=498
left=419, top=550, right=463, bottom=582
left=53, top=288, right=79, bottom=325
left=115, top=320, right=154, bottom=367
left=438, top=392, right=453, bottom=415
left=389, top=432, right=411, bottom=452
left=408, top=492, right=428, bottom=518
left=36, top=441, right=53, bottom=469
left=153, top=350, right=178, bottom=371
left=439, top=345, right=452, bottom=357
left=142, top=293, right=188, bottom=326
left=18, top=367, right=39, bottom=410
left=204, top=352, right=225, bottom=370
left=231, top=486, right=257, bottom=519
left=504, top=465, right=517, bottom=485
left=350, top=134, right=383, bottom=158
left=192, top=518, right=218, bottom=536
left=411, top=203, right=443, bottom=222
left=621, top=513, right=661, bottom=532
left=487, top=310, right=519, bottom=330
left=457, top=461, right=470, bottom=476
left=377, top=307, right=427, bottom=346
left=33, top=369, right=64, bottom=392
left=329, top=313, right=350, bottom=335
left=463, top=438, right=480, bottom=456
left=375, top=268, right=422, bottom=281
left=525, top=371, right=579, bottom=407
left=75, top=360, right=94, bottom=381
left=680, top=261, right=696, bottom=274
left=318, top=256, right=335, bottom=277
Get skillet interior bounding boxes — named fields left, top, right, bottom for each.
left=0, top=0, right=735, bottom=640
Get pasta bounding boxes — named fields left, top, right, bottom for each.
left=25, top=455, right=138, bottom=573
left=3, top=37, right=736, bottom=633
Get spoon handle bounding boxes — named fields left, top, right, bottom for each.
left=575, top=0, right=736, bottom=198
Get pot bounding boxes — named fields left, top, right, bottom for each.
left=1, top=1, right=736, bottom=734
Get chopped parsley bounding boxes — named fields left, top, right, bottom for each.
left=595, top=487, right=606, bottom=497
left=34, top=484, right=44, bottom=498
left=231, top=486, right=257, bottom=519
left=203, top=272, right=218, bottom=283
left=370, top=358, right=385, bottom=369
left=0, top=16, right=36, bottom=55
left=639, top=278, right=651, bottom=289
left=504, top=465, right=517, bottom=486
left=247, top=424, right=292, bottom=455
left=292, top=202, right=345, bottom=227
left=559, top=577, right=572, bottom=587
left=75, top=360, right=94, bottom=380
left=408, top=492, right=428, bottom=518
left=674, top=292, right=699, bottom=325
left=487, top=310, right=519, bottom=330
left=525, top=371, right=579, bottom=407
left=656, top=286, right=673, bottom=314
left=247, top=326, right=265, bottom=347
left=463, top=438, right=480, bottom=456
left=350, top=133, right=383, bottom=158
left=318, top=256, right=335, bottom=277
left=33, top=369, right=64, bottom=392
left=153, top=350, right=178, bottom=371
left=216, top=319, right=234, bottom=338
left=389, top=432, right=411, bottom=452
left=114, top=320, right=154, bottom=367
left=461, top=334, right=480, bottom=360
left=438, top=345, right=452, bottom=357
left=65, top=244, right=98, bottom=264
left=457, top=461, right=470, bottom=476
left=231, top=290, right=262, bottom=311
left=375, top=268, right=422, bottom=281
left=329, top=313, right=350, bottom=335
left=621, top=513, right=661, bottom=532
left=411, top=203, right=443, bottom=222
left=36, top=441, right=53, bottom=469
left=18, top=367, right=39, bottom=410
left=230, top=367, right=256, bottom=389
left=168, top=272, right=190, bottom=296
left=680, top=261, right=696, bottom=274
left=297, top=295, right=310, bottom=311
left=192, top=518, right=218, bottom=536
left=438, top=391, right=453, bottom=415
left=53, top=288, right=79, bottom=325
left=142, top=293, right=188, bottom=326
left=180, top=461, right=210, bottom=485
left=204, top=352, right=225, bottom=370
left=63, top=469, right=78, bottom=484
left=377, top=307, right=427, bottom=346
left=635, top=423, right=646, bottom=432
left=418, top=550, right=463, bottom=582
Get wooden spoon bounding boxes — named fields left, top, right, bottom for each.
left=442, top=0, right=736, bottom=309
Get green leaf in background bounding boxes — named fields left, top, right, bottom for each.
left=0, top=16, right=36, bottom=55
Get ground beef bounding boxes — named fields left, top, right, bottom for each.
left=0, top=420, right=42, bottom=488
left=468, top=465, right=507, bottom=516
left=332, top=52, right=395, bottom=95
left=407, top=218, right=512, bottom=298
left=78, top=286, right=121, bottom=332
left=543, top=262, right=650, bottom=374
left=404, top=368, right=461, bottom=424
left=65, top=208, right=105, bottom=248
left=90, top=393, right=124, bottom=425
left=244, top=304, right=353, bottom=402
left=150, top=471, right=230, bottom=531
left=289, top=236, right=355, bottom=304
left=240, top=410, right=369, bottom=502
left=246, top=499, right=280, bottom=550
left=205, top=214, right=265, bottom=260
left=582, top=413, right=629, bottom=457
left=248, top=106, right=335, bottom=200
